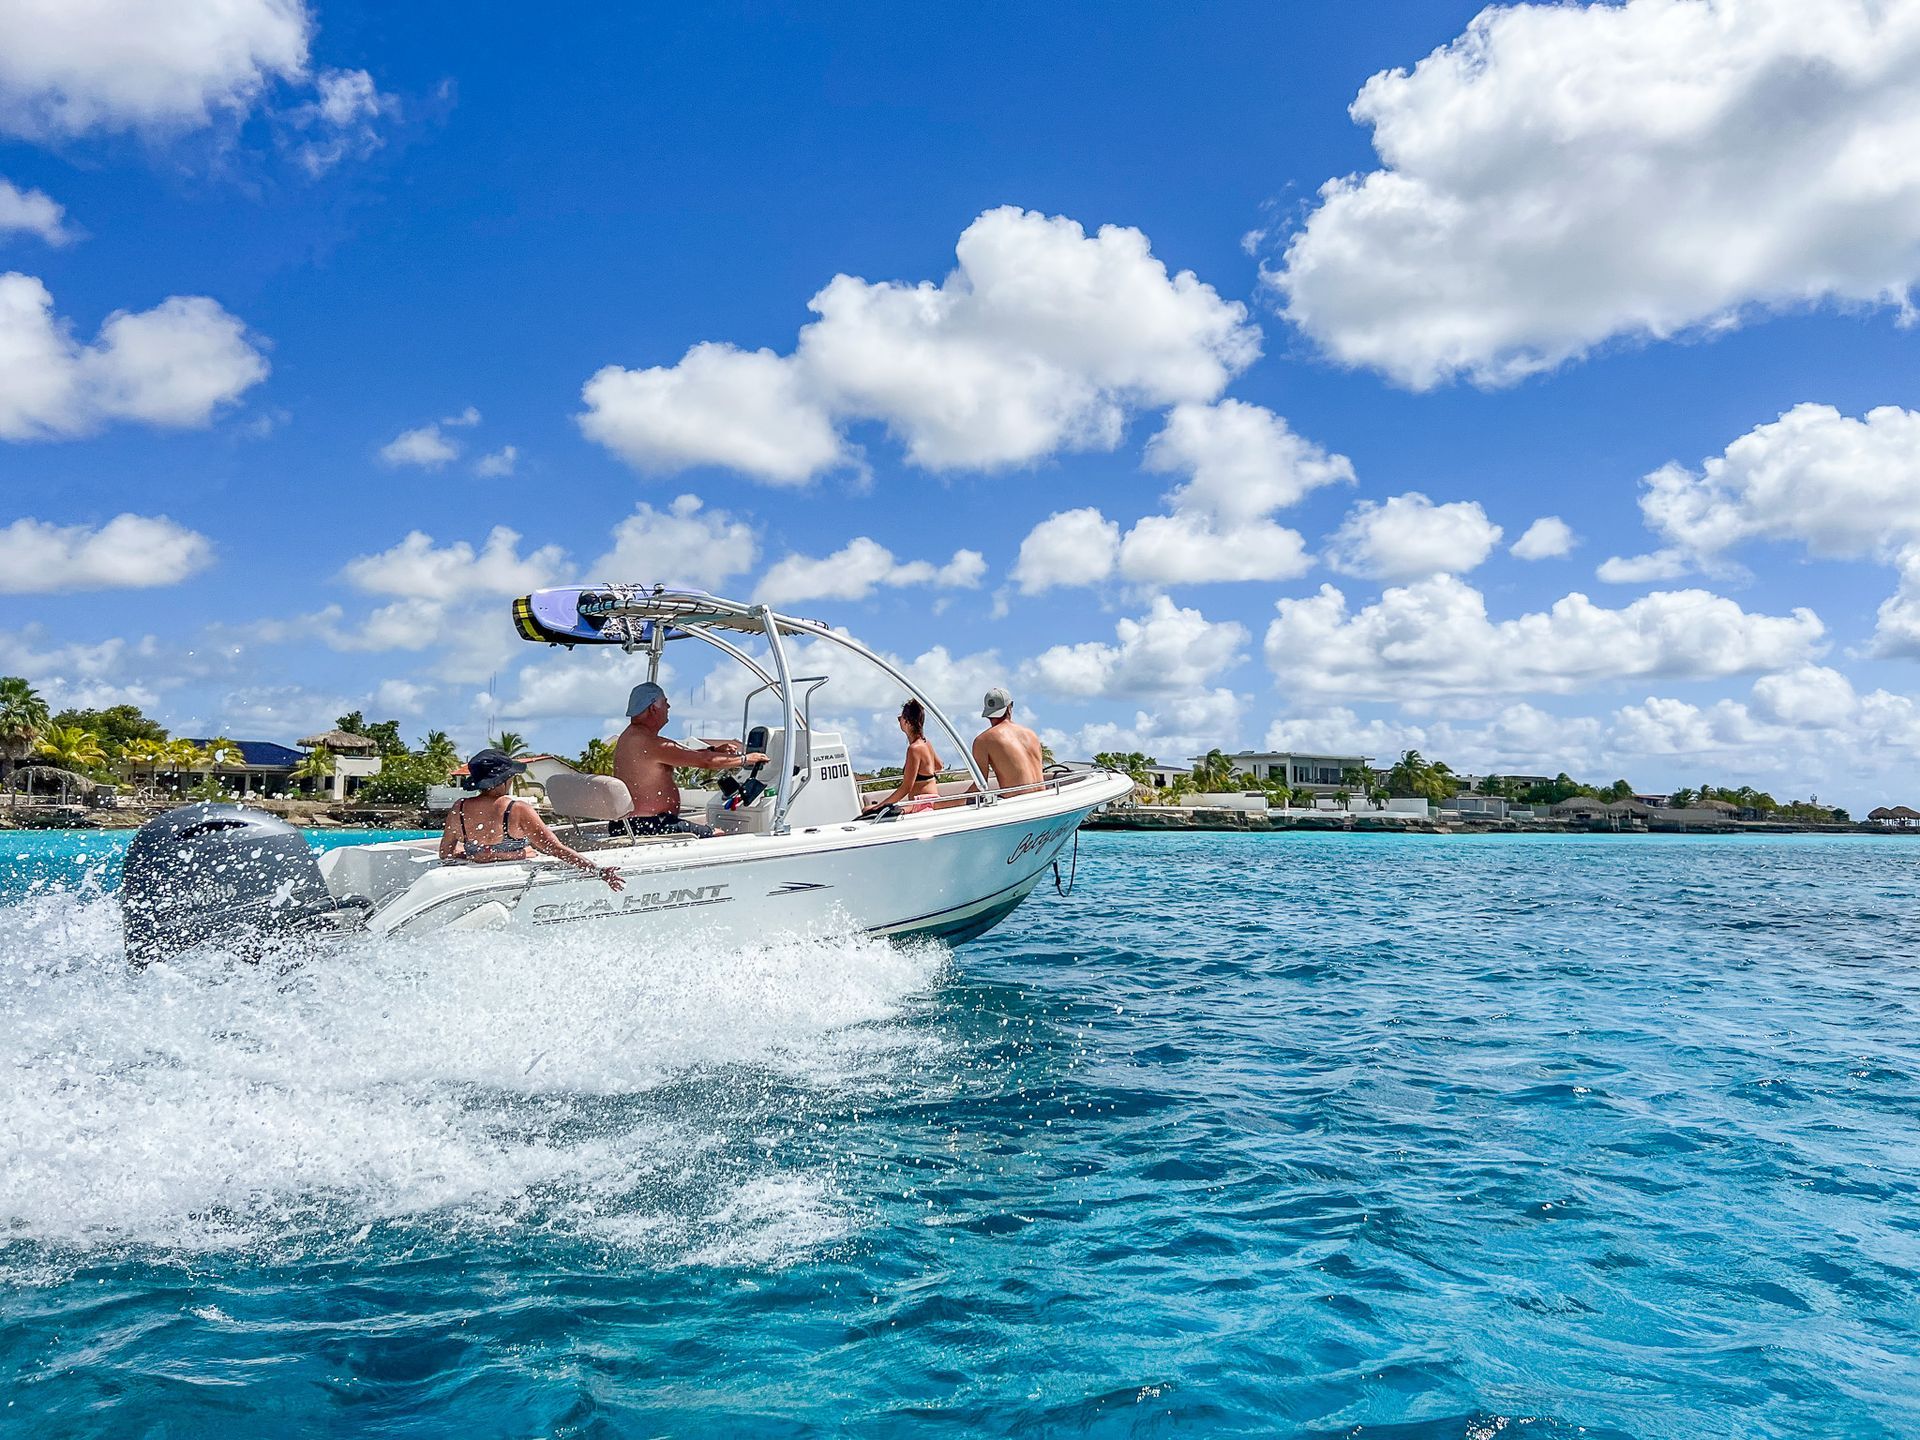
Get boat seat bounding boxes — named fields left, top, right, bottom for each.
left=545, top=772, right=633, bottom=821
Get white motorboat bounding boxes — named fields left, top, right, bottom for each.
left=121, top=585, right=1132, bottom=961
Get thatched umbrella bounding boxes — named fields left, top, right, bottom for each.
left=7, top=764, right=99, bottom=807
left=298, top=729, right=378, bottom=752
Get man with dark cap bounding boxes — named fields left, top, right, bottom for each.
left=611, top=682, right=767, bottom=837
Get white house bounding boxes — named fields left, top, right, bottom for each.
left=1193, top=751, right=1371, bottom=796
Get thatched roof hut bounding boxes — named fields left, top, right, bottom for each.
left=1891, top=805, right=1920, bottom=821
left=1869, top=807, right=1896, bottom=821
left=6, top=764, right=99, bottom=800
left=298, top=729, right=378, bottom=752
left=1550, top=796, right=1606, bottom=815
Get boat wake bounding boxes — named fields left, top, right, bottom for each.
left=0, top=876, right=948, bottom=1274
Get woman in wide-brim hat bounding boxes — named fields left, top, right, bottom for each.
left=437, top=748, right=624, bottom=889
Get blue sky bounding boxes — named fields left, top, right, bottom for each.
left=4, top=0, right=1919, bottom=808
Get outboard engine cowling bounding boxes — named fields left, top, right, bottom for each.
left=121, top=803, right=364, bottom=965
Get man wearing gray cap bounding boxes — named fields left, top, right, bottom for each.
left=612, top=682, right=767, bottom=837
left=965, top=685, right=1044, bottom=798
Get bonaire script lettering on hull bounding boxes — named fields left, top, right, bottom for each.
left=532, top=883, right=730, bottom=924
left=1006, top=823, right=1075, bottom=866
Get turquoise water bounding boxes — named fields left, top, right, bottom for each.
left=2, top=829, right=1917, bottom=1438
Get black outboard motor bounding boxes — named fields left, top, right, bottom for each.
left=121, top=803, right=365, bottom=966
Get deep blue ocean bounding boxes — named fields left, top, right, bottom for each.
left=2, top=828, right=1917, bottom=1438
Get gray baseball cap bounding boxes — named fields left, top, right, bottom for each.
left=626, top=681, right=668, bottom=716
left=981, top=686, right=1013, bottom=718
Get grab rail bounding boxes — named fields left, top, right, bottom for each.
left=857, top=768, right=1113, bottom=808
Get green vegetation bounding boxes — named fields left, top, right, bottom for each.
left=489, top=730, right=530, bottom=759
left=0, top=677, right=52, bottom=779
left=1092, top=750, right=1157, bottom=783
left=355, top=727, right=461, bottom=807
left=1385, top=750, right=1459, bottom=803
left=35, top=725, right=109, bottom=773
left=51, top=704, right=166, bottom=749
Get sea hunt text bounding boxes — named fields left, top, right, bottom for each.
left=531, top=883, right=730, bottom=924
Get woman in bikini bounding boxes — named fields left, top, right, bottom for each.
left=438, top=748, right=624, bottom=890
left=862, top=699, right=945, bottom=816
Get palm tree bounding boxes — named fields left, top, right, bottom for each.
left=1191, top=748, right=1235, bottom=793
left=0, top=677, right=52, bottom=781
left=204, top=737, right=246, bottom=769
left=578, top=737, right=616, bottom=775
left=35, top=724, right=108, bottom=773
left=157, top=739, right=207, bottom=794
left=291, top=747, right=336, bottom=795
left=418, top=730, right=460, bottom=781
left=121, top=737, right=167, bottom=794
left=489, top=730, right=529, bottom=759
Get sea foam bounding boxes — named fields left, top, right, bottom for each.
left=0, top=882, right=944, bottom=1265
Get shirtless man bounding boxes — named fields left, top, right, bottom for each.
left=967, top=686, right=1045, bottom=797
left=612, top=682, right=767, bottom=837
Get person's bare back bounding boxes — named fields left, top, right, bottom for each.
left=971, top=715, right=1044, bottom=796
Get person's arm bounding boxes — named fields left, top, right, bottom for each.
left=959, top=734, right=994, bottom=797
left=519, top=807, right=625, bottom=890
left=648, top=737, right=769, bottom=771
left=864, top=750, right=928, bottom=813
left=437, top=807, right=462, bottom=861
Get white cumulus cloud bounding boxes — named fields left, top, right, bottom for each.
left=0, top=0, right=312, bottom=138
left=579, top=342, right=843, bottom=485
left=378, top=423, right=457, bottom=468
left=472, top=445, right=517, bottom=477
left=0, top=177, right=72, bottom=244
left=590, top=494, right=757, bottom=593
left=1609, top=402, right=1920, bottom=641
left=1009, top=399, right=1342, bottom=592
left=1270, top=0, right=1920, bottom=389
left=0, top=513, right=213, bottom=593
left=342, top=526, right=567, bottom=598
left=1637, top=403, right=1920, bottom=561
left=1025, top=596, right=1248, bottom=699
left=1325, top=492, right=1502, bottom=581
left=1142, top=399, right=1353, bottom=522
left=1264, top=575, right=1824, bottom=700
left=757, top=537, right=985, bottom=606
left=1117, top=512, right=1311, bottom=586
left=0, top=274, right=268, bottom=439
left=1510, top=516, right=1575, bottom=561
left=578, top=206, right=1259, bottom=484
left=1011, top=507, right=1121, bottom=595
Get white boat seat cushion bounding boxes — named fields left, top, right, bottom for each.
left=545, top=772, right=633, bottom=821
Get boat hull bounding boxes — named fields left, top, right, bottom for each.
left=343, top=772, right=1131, bottom=947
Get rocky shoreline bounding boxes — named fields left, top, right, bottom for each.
left=1085, top=807, right=1899, bottom=837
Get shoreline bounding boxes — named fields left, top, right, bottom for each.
left=1084, top=808, right=1913, bottom=838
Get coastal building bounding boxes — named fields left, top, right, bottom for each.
left=1454, top=773, right=1553, bottom=794
left=1198, top=751, right=1370, bottom=795
left=1142, top=763, right=1190, bottom=790
left=1868, top=805, right=1920, bottom=827
left=297, top=729, right=383, bottom=801
left=177, top=738, right=307, bottom=798
left=1442, top=795, right=1509, bottom=820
